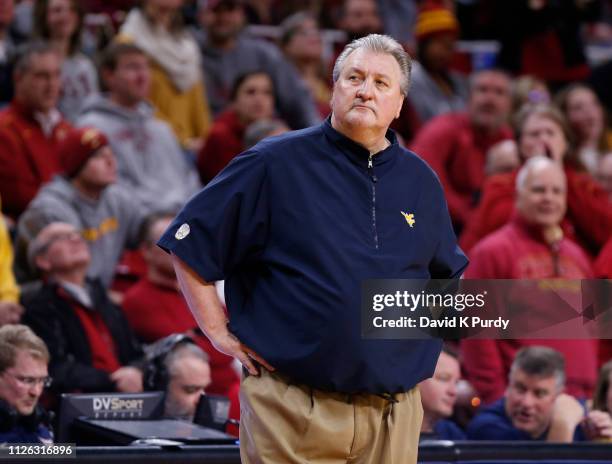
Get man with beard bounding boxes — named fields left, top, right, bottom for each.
left=411, top=69, right=513, bottom=232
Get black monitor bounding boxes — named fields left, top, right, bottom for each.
left=57, top=391, right=165, bottom=443
left=193, top=393, right=231, bottom=432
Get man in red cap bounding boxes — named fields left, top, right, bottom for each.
left=15, top=127, right=143, bottom=288
left=0, top=42, right=72, bottom=220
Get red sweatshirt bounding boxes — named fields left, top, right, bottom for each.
left=460, top=166, right=612, bottom=255
left=410, top=112, right=512, bottom=228
left=0, top=102, right=72, bottom=219
left=197, top=109, right=245, bottom=184
left=461, top=216, right=597, bottom=404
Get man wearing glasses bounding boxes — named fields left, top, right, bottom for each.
left=0, top=324, right=53, bottom=444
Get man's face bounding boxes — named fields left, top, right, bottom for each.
left=520, top=114, right=568, bottom=163
left=421, top=34, right=456, bottom=72
left=468, top=71, right=512, bottom=131
left=516, top=163, right=567, bottom=228
left=505, top=369, right=560, bottom=438
left=234, top=73, right=274, bottom=125
left=15, top=52, right=62, bottom=113
left=283, top=17, right=322, bottom=62
left=77, top=146, right=117, bottom=189
left=200, top=1, right=245, bottom=44
left=419, top=352, right=460, bottom=420
left=0, top=350, right=48, bottom=416
left=105, top=53, right=151, bottom=107
left=164, top=356, right=211, bottom=420
left=341, top=0, right=382, bottom=38
left=35, top=223, right=90, bottom=274
left=331, top=48, right=404, bottom=135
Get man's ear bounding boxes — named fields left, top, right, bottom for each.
left=395, top=95, right=405, bottom=119
left=35, top=255, right=50, bottom=273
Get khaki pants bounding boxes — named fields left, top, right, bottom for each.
left=239, top=369, right=423, bottom=464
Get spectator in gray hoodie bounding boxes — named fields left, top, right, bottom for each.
left=196, top=0, right=320, bottom=129
left=16, top=126, right=143, bottom=288
left=77, top=42, right=200, bottom=213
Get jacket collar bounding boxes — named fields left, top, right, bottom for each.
left=321, top=116, right=399, bottom=171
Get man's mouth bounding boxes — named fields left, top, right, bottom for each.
left=352, top=104, right=374, bottom=113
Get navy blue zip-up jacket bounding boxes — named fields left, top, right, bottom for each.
left=158, top=118, right=468, bottom=394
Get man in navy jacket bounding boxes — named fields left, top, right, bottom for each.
left=159, top=33, right=467, bottom=464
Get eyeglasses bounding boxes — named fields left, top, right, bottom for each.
left=7, top=373, right=53, bottom=388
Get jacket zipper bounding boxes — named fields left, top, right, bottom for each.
left=368, top=154, right=378, bottom=249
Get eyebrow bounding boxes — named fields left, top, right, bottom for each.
left=345, top=67, right=392, bottom=81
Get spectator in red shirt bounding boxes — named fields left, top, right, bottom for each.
left=461, top=156, right=598, bottom=404
left=122, top=212, right=239, bottom=395
left=197, top=70, right=275, bottom=184
left=0, top=42, right=71, bottom=220
left=410, top=69, right=513, bottom=232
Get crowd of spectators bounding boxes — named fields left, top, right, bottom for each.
left=0, top=0, right=611, bottom=445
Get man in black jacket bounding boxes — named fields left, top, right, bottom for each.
left=23, top=222, right=143, bottom=395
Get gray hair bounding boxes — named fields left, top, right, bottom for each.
left=332, top=34, right=411, bottom=96
left=515, top=156, right=566, bottom=192
left=509, top=346, right=566, bottom=391
left=165, top=342, right=209, bottom=379
left=13, top=41, right=58, bottom=77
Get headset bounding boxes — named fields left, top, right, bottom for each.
left=142, top=333, right=197, bottom=392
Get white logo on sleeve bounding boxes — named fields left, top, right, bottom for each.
left=175, top=223, right=190, bottom=240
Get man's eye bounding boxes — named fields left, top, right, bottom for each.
left=376, top=80, right=388, bottom=87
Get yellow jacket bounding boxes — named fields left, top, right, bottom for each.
left=0, top=199, right=18, bottom=303
left=149, top=61, right=212, bottom=148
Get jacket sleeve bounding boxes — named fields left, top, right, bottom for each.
left=459, top=174, right=515, bottom=253
left=0, top=130, right=34, bottom=219
left=566, top=168, right=612, bottom=252
left=158, top=148, right=270, bottom=283
left=411, top=120, right=472, bottom=226
left=428, top=170, right=469, bottom=279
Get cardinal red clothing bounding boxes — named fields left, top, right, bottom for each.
left=122, top=277, right=239, bottom=395
left=0, top=102, right=71, bottom=219
left=595, top=238, right=612, bottom=278
left=73, top=304, right=122, bottom=373
left=197, top=109, right=245, bottom=184
left=460, top=167, right=612, bottom=254
left=461, top=216, right=597, bottom=404
left=410, top=112, right=512, bottom=229
left=595, top=238, right=612, bottom=367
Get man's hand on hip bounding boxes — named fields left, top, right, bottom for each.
left=208, top=324, right=274, bottom=376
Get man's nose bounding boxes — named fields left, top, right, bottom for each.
left=356, top=79, right=374, bottom=100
